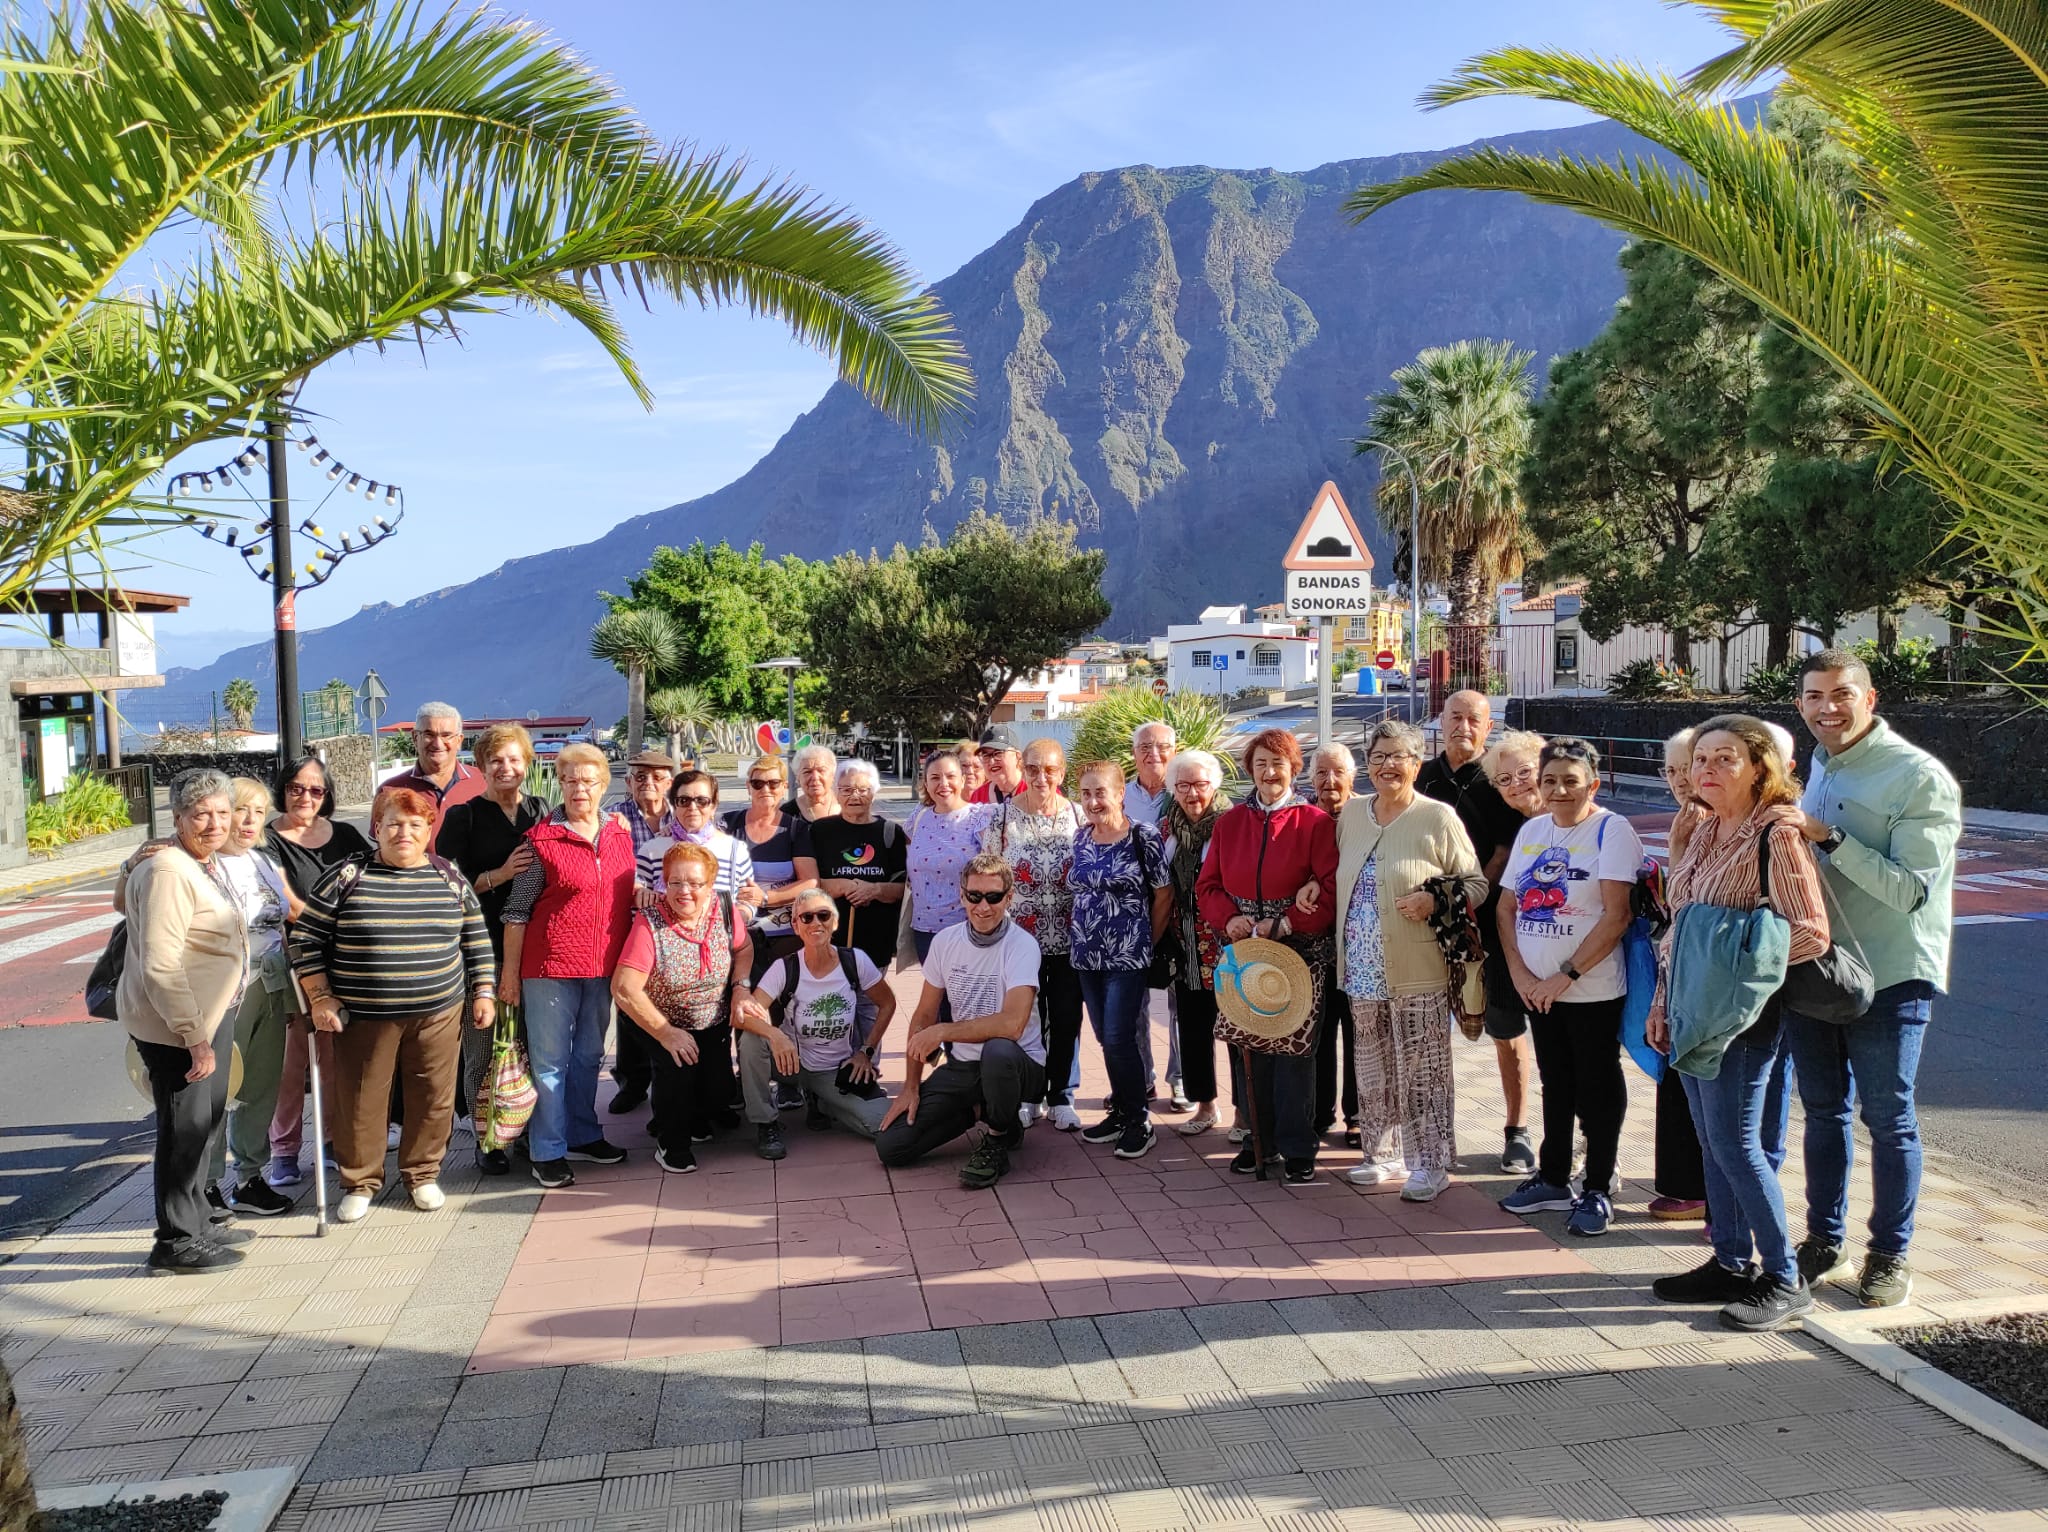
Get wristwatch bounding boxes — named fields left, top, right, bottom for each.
left=1819, top=825, right=1847, bottom=855
left=1560, top=961, right=1582, bottom=982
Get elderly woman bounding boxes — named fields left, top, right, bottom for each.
left=262, top=754, right=371, bottom=1188
left=982, top=737, right=1085, bottom=1129
left=435, top=722, right=546, bottom=1171
left=638, top=769, right=756, bottom=906
left=1497, top=738, right=1644, bottom=1238
left=1480, top=726, right=1546, bottom=1170
left=789, top=745, right=841, bottom=823
left=801, top=758, right=906, bottom=972
left=1649, top=728, right=1711, bottom=1222
left=1307, top=742, right=1362, bottom=1146
left=1197, top=729, right=1338, bottom=1183
left=955, top=741, right=989, bottom=801
left=723, top=754, right=814, bottom=984
left=119, top=770, right=250, bottom=1273
left=611, top=842, right=755, bottom=1174
left=740, top=887, right=898, bottom=1151
left=1069, top=760, right=1173, bottom=1160
left=906, top=750, right=996, bottom=963
left=289, top=786, right=495, bottom=1222
left=1650, top=716, right=1830, bottom=1332
left=1163, top=750, right=1231, bottom=1135
left=1484, top=730, right=1546, bottom=819
left=1335, top=722, right=1485, bottom=1202
left=501, top=742, right=636, bottom=1190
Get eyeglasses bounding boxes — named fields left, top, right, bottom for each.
left=285, top=784, right=324, bottom=799
left=1493, top=767, right=1538, bottom=786
left=746, top=778, right=782, bottom=790
left=796, top=909, right=834, bottom=925
left=962, top=888, right=1007, bottom=905
left=672, top=795, right=714, bottom=809
left=669, top=878, right=711, bottom=893
left=1365, top=752, right=1415, bottom=767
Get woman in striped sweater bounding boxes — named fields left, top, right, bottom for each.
left=289, top=786, right=496, bottom=1223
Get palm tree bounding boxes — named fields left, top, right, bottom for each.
left=647, top=684, right=716, bottom=765
left=1343, top=1, right=2048, bottom=673
left=1, top=0, right=972, bottom=612
left=1358, top=339, right=1534, bottom=649
left=221, top=677, right=259, bottom=732
left=591, top=610, right=682, bottom=757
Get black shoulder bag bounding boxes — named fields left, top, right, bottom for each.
left=1759, top=829, right=1875, bottom=1024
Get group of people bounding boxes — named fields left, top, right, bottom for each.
left=117, top=657, right=1957, bottom=1338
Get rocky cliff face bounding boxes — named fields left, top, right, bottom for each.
left=158, top=116, right=1643, bottom=726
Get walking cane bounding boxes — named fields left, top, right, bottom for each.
left=1235, top=1042, right=1268, bottom=1182
left=304, top=1016, right=330, bottom=1236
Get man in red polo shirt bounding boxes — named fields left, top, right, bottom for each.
left=384, top=701, right=487, bottom=810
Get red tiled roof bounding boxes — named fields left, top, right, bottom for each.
left=1510, top=581, right=1588, bottom=613
left=379, top=715, right=591, bottom=733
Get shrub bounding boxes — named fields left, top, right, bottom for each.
left=1606, top=658, right=1699, bottom=701
left=1743, top=657, right=1801, bottom=703
left=25, top=772, right=134, bottom=856
left=1851, top=637, right=1937, bottom=700
left=1069, top=685, right=1237, bottom=788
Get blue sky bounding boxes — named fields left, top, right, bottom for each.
left=121, top=0, right=1731, bottom=672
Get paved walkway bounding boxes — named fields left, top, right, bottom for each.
left=7, top=988, right=2047, bottom=1529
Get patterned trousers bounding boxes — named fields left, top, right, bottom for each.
left=1348, top=990, right=1456, bottom=1175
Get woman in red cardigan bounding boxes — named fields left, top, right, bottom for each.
left=1197, top=729, right=1338, bottom=1182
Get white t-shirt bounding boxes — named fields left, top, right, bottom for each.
left=755, top=948, right=882, bottom=1072
left=1501, top=809, right=1643, bottom=1003
left=921, top=920, right=1044, bottom=1064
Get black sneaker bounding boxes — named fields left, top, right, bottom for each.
left=208, top=1225, right=256, bottom=1248
left=566, top=1139, right=627, bottom=1165
left=805, top=1094, right=830, bottom=1132
left=204, top=1183, right=237, bottom=1225
left=1858, top=1252, right=1913, bottom=1308
left=607, top=1082, right=648, bottom=1115
left=654, top=1145, right=698, bottom=1175
left=147, top=1237, right=242, bottom=1274
left=755, top=1122, right=787, bottom=1162
left=1113, top=1119, right=1155, bottom=1160
left=476, top=1147, right=510, bottom=1176
left=1652, top=1257, right=1759, bottom=1305
left=1230, top=1146, right=1281, bottom=1175
left=1500, top=1129, right=1537, bottom=1176
left=773, top=1079, right=806, bottom=1112
left=225, top=1177, right=294, bottom=1218
left=1720, top=1276, right=1814, bottom=1332
left=959, top=1133, right=1010, bottom=1189
left=1283, top=1159, right=1318, bottom=1184
left=531, top=1158, right=576, bottom=1190
left=713, top=1106, right=741, bottom=1130
left=1795, top=1236, right=1850, bottom=1288
left=1081, top=1113, right=1123, bottom=1145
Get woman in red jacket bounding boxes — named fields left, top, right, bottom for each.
left=1197, top=729, right=1338, bottom=1182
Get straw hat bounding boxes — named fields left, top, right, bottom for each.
left=127, top=1038, right=244, bottom=1104
left=1213, top=938, right=1315, bottom=1040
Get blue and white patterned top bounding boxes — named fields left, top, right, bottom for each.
left=1341, top=853, right=1390, bottom=999
left=1067, top=821, right=1169, bottom=972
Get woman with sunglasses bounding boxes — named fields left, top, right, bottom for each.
left=638, top=770, right=758, bottom=910
left=722, top=755, right=816, bottom=984
left=740, top=888, right=898, bottom=1147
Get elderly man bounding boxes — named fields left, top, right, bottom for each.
left=384, top=701, right=486, bottom=810
left=1126, top=720, right=1186, bottom=1110
left=607, top=749, right=678, bottom=1115
left=1307, top=742, right=1362, bottom=1142
left=876, top=853, right=1045, bottom=1189
left=1415, top=689, right=1536, bottom=1175
left=1786, top=649, right=1960, bottom=1308
left=971, top=725, right=1027, bottom=804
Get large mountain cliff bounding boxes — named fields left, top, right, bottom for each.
left=157, top=114, right=1645, bottom=727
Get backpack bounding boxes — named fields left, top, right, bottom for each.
left=323, top=851, right=471, bottom=912
left=763, top=947, right=880, bottom=1049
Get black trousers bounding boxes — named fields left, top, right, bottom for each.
left=875, top=1043, right=1045, bottom=1167
left=611, top=1002, right=660, bottom=1092
left=1528, top=996, right=1628, bottom=1196
left=1229, top=1006, right=1324, bottom=1163
left=1313, top=979, right=1359, bottom=1129
left=1036, top=951, right=1085, bottom=1108
left=136, top=1034, right=231, bottom=1246
left=649, top=1020, right=735, bottom=1155
left=1173, top=984, right=1220, bottom=1104
left=1654, top=1063, right=1709, bottom=1202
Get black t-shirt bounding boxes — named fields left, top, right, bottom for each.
left=804, top=814, right=908, bottom=970
left=721, top=807, right=814, bottom=934
left=264, top=819, right=372, bottom=901
left=436, top=793, right=547, bottom=953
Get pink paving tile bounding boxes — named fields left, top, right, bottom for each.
left=648, top=1205, right=778, bottom=1252
left=516, top=1210, right=657, bottom=1264
left=526, top=1172, right=665, bottom=1221
left=908, top=1227, right=1032, bottom=1278
left=1251, top=1195, right=1407, bottom=1247
left=919, top=1266, right=1056, bottom=1328
left=1029, top=1223, right=1168, bottom=1293
left=780, top=1275, right=930, bottom=1344
left=1415, top=1227, right=1595, bottom=1280
left=884, top=1158, right=970, bottom=1193
left=468, top=1304, right=635, bottom=1372
left=657, top=1165, right=776, bottom=1209
left=627, top=1290, right=781, bottom=1359
left=1045, top=1273, right=1198, bottom=1318
left=896, top=1187, right=1011, bottom=1232
left=777, top=1194, right=906, bottom=1242
left=994, top=1177, right=1126, bottom=1224
left=1292, top=1236, right=1460, bottom=1293
left=1176, top=1245, right=1334, bottom=1304
left=494, top=1254, right=648, bottom=1315
left=640, top=1244, right=780, bottom=1301
left=773, top=1156, right=894, bottom=1201
left=778, top=1236, right=916, bottom=1289
left=1142, top=1201, right=1276, bottom=1255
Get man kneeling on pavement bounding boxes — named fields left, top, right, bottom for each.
left=876, top=853, right=1044, bottom=1188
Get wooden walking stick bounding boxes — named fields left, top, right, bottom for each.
left=1236, top=1042, right=1268, bottom=1182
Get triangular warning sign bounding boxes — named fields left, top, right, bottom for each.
left=1282, top=481, right=1374, bottom=571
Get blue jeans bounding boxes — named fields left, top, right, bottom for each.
left=1784, top=982, right=1933, bottom=1258
left=1078, top=967, right=1151, bottom=1121
left=523, top=976, right=611, bottom=1162
left=1762, top=1033, right=1794, bottom=1173
left=1683, top=1039, right=1798, bottom=1287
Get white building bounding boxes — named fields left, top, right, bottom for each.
left=1165, top=606, right=1319, bottom=694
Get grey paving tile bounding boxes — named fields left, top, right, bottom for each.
left=861, top=1329, right=976, bottom=1423
left=1355, top=1286, right=1523, bottom=1367
left=1186, top=1302, right=1331, bottom=1392
left=762, top=1338, right=869, bottom=1437
left=539, top=1360, right=664, bottom=1456
left=1269, top=1294, right=1427, bottom=1381
left=302, top=1374, right=459, bottom=1482
left=1092, top=1309, right=1232, bottom=1400
left=953, top=1321, right=1083, bottom=1412
left=363, top=1302, right=497, bottom=1384
left=422, top=1410, right=549, bottom=1471
left=445, top=1365, right=564, bottom=1422
left=657, top=1349, right=768, bottom=1446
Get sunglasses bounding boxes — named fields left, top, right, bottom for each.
left=962, top=889, right=1008, bottom=905
left=747, top=778, right=782, bottom=790
left=672, top=795, right=714, bottom=808
left=796, top=909, right=834, bottom=925
left=285, top=784, right=324, bottom=798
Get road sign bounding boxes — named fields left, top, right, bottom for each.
left=1210, top=653, right=1228, bottom=671
left=1151, top=677, right=1169, bottom=697
left=1283, top=482, right=1375, bottom=617
left=360, top=668, right=387, bottom=729
left=1376, top=649, right=1398, bottom=671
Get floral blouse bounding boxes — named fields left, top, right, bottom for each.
left=1341, top=853, right=1390, bottom=1000
left=1067, top=821, right=1169, bottom=972
left=906, top=803, right=997, bottom=934
left=982, top=797, right=1083, bottom=955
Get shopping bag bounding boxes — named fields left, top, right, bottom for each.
left=477, top=1000, right=537, bottom=1149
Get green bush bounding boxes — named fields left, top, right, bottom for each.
left=1742, top=657, right=1801, bottom=703
left=24, top=798, right=64, bottom=855
left=1069, top=685, right=1237, bottom=788
left=1607, top=658, right=1700, bottom=701
left=1850, top=637, right=1937, bottom=700
left=26, top=772, right=134, bottom=855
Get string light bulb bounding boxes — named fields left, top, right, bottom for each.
left=384, top=487, right=399, bottom=506
left=311, top=449, right=329, bottom=465
left=326, top=463, right=342, bottom=480
left=364, top=481, right=379, bottom=500
left=297, top=436, right=317, bottom=453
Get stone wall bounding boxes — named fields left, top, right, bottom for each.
left=318, top=733, right=376, bottom=809
left=1509, top=697, right=2048, bottom=813
left=0, top=646, right=119, bottom=871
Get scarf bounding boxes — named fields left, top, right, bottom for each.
left=1163, top=792, right=1229, bottom=897
left=966, top=915, right=1013, bottom=948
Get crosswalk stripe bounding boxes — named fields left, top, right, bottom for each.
left=63, top=951, right=101, bottom=965
left=0, top=912, right=121, bottom=965
left=0, top=905, right=110, bottom=932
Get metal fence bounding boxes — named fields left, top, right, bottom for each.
left=103, top=761, right=156, bottom=835
left=302, top=686, right=357, bottom=742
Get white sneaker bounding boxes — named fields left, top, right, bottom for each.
left=410, top=1182, right=446, bottom=1212
left=1176, top=1108, right=1219, bottom=1136
left=1019, top=1103, right=1043, bottom=1129
left=387, top=1124, right=401, bottom=1150
left=1345, top=1157, right=1406, bottom=1187
left=1400, top=1166, right=1452, bottom=1203
left=335, top=1192, right=372, bottom=1224
left=1226, top=1122, right=1250, bottom=1143
left=1047, top=1104, right=1082, bottom=1132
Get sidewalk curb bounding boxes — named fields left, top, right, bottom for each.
left=1803, top=1296, right=2048, bottom=1473
left=36, top=1465, right=297, bottom=1531
left=0, top=858, right=125, bottom=903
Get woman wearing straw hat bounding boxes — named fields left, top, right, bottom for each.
left=1198, top=729, right=1338, bottom=1183
left=1333, top=720, right=1486, bottom=1202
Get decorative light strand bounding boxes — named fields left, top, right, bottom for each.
left=171, top=431, right=406, bottom=592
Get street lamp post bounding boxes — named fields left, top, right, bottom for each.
left=751, top=657, right=804, bottom=752
left=1356, top=436, right=1424, bottom=725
